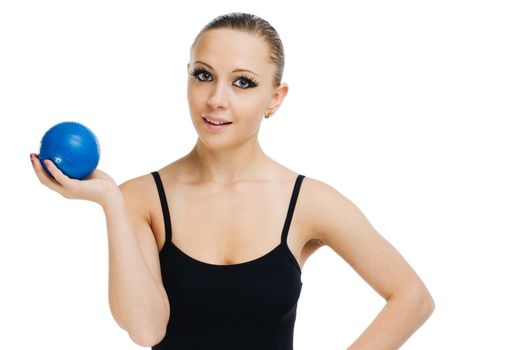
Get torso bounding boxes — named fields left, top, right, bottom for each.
left=146, top=157, right=324, bottom=271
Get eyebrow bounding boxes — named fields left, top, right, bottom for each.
left=193, top=60, right=261, bottom=77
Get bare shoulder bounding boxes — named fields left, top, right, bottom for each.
left=118, top=172, right=156, bottom=197
left=300, top=174, right=385, bottom=253
left=119, top=172, right=155, bottom=194
left=118, top=158, right=185, bottom=204
left=300, top=175, right=375, bottom=247
left=297, top=175, right=345, bottom=246
left=118, top=172, right=158, bottom=223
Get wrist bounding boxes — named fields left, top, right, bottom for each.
left=100, top=186, right=123, bottom=211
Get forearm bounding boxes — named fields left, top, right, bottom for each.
left=103, top=191, right=168, bottom=344
left=347, top=286, right=435, bottom=350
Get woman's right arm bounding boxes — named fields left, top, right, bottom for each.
left=103, top=183, right=170, bottom=347
left=30, top=154, right=169, bottom=347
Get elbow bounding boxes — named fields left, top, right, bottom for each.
left=126, top=317, right=169, bottom=348
left=129, top=327, right=167, bottom=348
left=412, top=284, right=436, bottom=321
left=389, top=281, right=435, bottom=321
left=423, top=291, right=435, bottom=319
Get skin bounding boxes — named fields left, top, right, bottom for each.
left=30, top=27, right=434, bottom=349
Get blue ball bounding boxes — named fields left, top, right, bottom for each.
left=39, top=121, right=101, bottom=180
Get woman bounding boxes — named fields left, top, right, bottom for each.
left=30, top=12, right=434, bottom=350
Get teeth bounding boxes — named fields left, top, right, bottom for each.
left=206, top=118, right=230, bottom=125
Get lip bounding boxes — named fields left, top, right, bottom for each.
left=202, top=117, right=233, bottom=131
left=202, top=115, right=232, bottom=123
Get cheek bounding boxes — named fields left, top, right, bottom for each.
left=235, top=92, right=267, bottom=114
left=187, top=84, right=205, bottom=110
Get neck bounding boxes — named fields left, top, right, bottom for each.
left=185, top=138, right=270, bottom=186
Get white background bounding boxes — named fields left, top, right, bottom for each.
left=1, top=0, right=526, bottom=349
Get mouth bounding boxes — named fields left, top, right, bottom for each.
left=202, top=117, right=233, bottom=131
left=202, top=117, right=233, bottom=125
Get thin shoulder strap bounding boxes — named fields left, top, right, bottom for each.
left=151, top=171, right=172, bottom=244
left=281, top=174, right=305, bottom=244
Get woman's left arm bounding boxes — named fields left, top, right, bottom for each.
left=304, top=178, right=435, bottom=350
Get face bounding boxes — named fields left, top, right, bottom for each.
left=187, top=28, right=287, bottom=149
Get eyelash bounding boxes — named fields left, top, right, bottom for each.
left=190, top=68, right=258, bottom=89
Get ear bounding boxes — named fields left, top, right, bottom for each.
left=265, top=82, right=289, bottom=117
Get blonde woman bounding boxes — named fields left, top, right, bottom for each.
left=30, top=12, right=434, bottom=350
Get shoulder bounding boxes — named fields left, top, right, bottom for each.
left=300, top=175, right=346, bottom=215
left=300, top=175, right=365, bottom=246
left=298, top=176, right=341, bottom=245
left=117, top=160, right=185, bottom=220
left=119, top=172, right=158, bottom=198
left=118, top=159, right=183, bottom=206
left=118, top=172, right=159, bottom=222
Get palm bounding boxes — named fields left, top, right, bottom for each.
left=31, top=154, right=120, bottom=205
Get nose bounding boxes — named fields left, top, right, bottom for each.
left=207, top=83, right=230, bottom=110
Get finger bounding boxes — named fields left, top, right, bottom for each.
left=31, top=154, right=63, bottom=192
left=43, top=159, right=72, bottom=186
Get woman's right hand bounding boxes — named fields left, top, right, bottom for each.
left=30, top=153, right=120, bottom=207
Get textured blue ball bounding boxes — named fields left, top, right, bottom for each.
left=39, top=121, right=100, bottom=180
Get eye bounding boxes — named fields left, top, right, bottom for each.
left=233, top=76, right=258, bottom=89
left=191, top=69, right=212, bottom=82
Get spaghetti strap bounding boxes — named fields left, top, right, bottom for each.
left=280, top=174, right=305, bottom=245
left=151, top=171, right=172, bottom=244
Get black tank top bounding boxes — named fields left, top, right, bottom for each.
left=150, top=171, right=305, bottom=350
